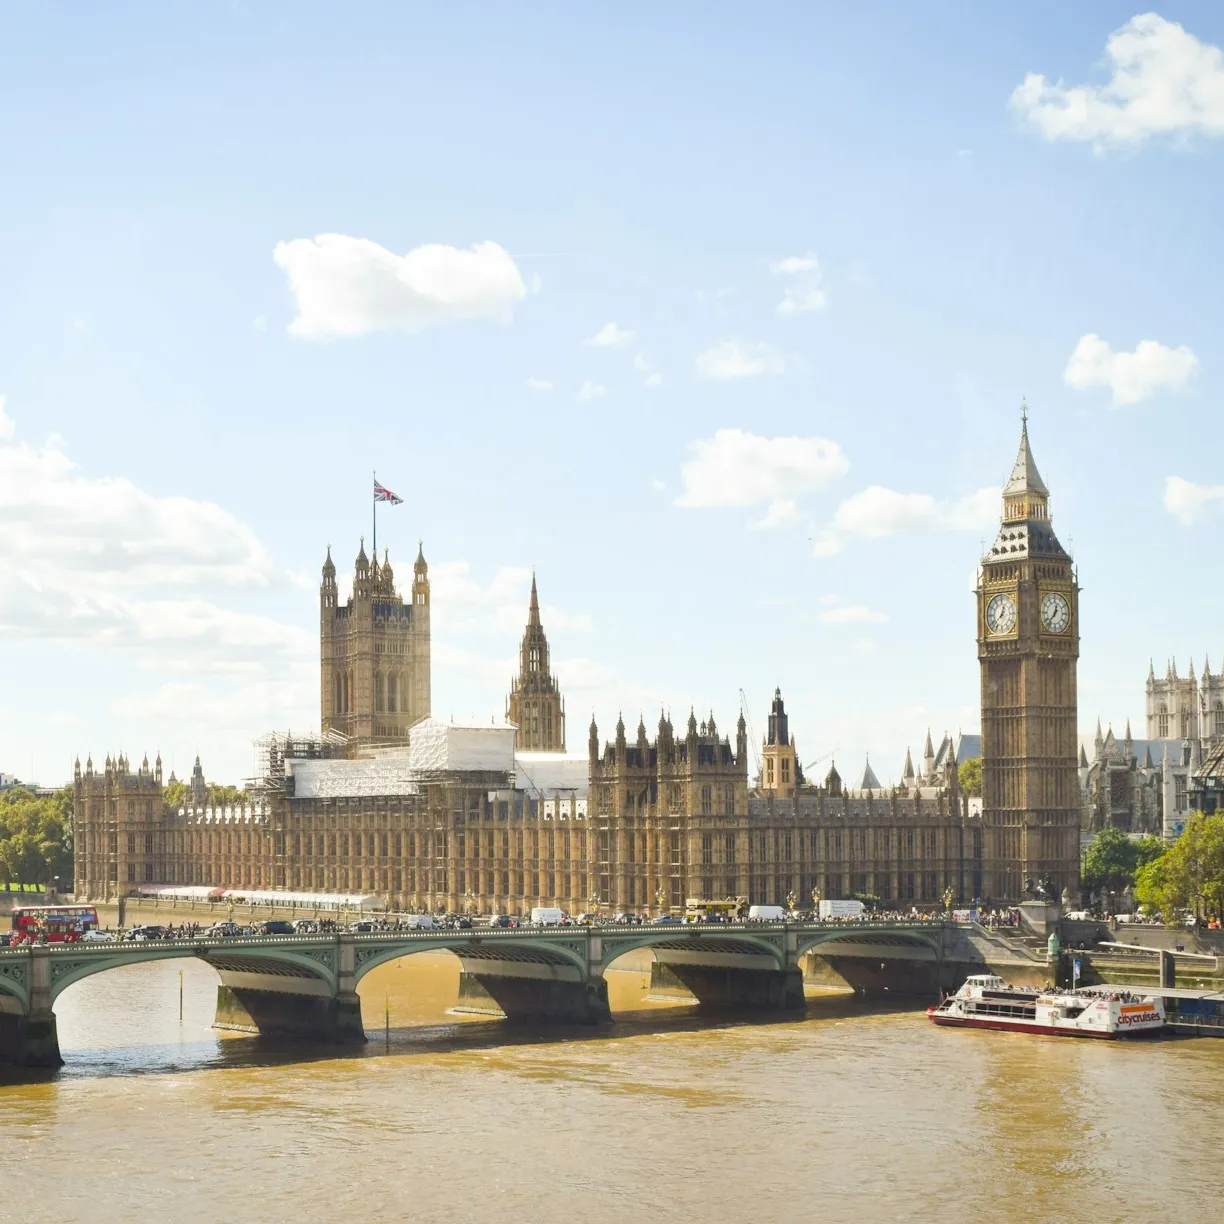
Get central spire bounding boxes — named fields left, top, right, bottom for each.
left=1004, top=407, right=1049, bottom=498
left=529, top=571, right=540, bottom=625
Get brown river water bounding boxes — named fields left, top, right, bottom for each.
left=1, top=953, right=1221, bottom=1224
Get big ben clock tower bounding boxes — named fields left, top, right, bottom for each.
left=978, top=409, right=1080, bottom=903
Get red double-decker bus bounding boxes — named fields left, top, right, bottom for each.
left=8, top=905, right=100, bottom=944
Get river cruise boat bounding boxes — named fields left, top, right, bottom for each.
left=927, top=975, right=1165, bottom=1039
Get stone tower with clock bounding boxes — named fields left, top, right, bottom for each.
left=978, top=413, right=1080, bottom=903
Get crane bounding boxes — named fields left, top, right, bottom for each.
left=738, top=689, right=762, bottom=779
left=802, top=748, right=838, bottom=786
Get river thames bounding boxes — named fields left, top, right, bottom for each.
left=2, top=954, right=1221, bottom=1223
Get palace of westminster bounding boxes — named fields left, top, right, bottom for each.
left=73, top=423, right=1224, bottom=912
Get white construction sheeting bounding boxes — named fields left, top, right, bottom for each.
left=407, top=718, right=516, bottom=774
left=286, top=717, right=516, bottom=798
left=288, top=756, right=421, bottom=798
left=514, top=751, right=589, bottom=798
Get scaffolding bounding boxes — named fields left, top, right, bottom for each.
left=249, top=729, right=350, bottom=792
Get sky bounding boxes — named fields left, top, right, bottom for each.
left=1, top=2, right=1223, bottom=787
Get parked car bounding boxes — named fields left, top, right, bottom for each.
left=81, top=929, right=117, bottom=943
left=651, top=915, right=682, bottom=925
left=347, top=921, right=375, bottom=933
left=259, top=920, right=296, bottom=936
left=487, top=914, right=512, bottom=928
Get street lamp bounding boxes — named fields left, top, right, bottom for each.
left=464, top=888, right=476, bottom=917
left=655, top=886, right=668, bottom=915
left=942, top=886, right=954, bottom=914
left=786, top=889, right=798, bottom=916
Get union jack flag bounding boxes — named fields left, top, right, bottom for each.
left=373, top=480, right=403, bottom=505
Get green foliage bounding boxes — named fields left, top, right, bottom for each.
left=208, top=784, right=245, bottom=807
left=1081, top=827, right=1146, bottom=896
left=1133, top=812, right=1224, bottom=922
left=0, top=785, right=74, bottom=888
left=957, top=757, right=982, bottom=797
left=162, top=779, right=187, bottom=808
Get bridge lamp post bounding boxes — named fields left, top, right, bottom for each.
left=942, top=886, right=954, bottom=914
left=811, top=887, right=821, bottom=918
left=655, top=886, right=667, bottom=916
left=464, top=888, right=476, bottom=917
left=786, top=890, right=798, bottom=916
left=588, top=892, right=600, bottom=919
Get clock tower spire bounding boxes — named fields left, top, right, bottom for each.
left=977, top=408, right=1079, bottom=903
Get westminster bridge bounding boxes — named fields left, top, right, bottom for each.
left=0, top=920, right=955, bottom=1067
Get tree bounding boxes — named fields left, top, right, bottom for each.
left=0, top=785, right=74, bottom=888
left=1080, top=827, right=1142, bottom=899
left=1133, top=813, right=1224, bottom=923
left=958, top=757, right=982, bottom=797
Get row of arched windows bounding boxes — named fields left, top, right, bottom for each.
left=333, top=671, right=404, bottom=715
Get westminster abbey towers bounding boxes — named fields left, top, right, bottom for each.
left=978, top=416, right=1080, bottom=901
left=320, top=541, right=431, bottom=744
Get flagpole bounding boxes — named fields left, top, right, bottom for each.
left=372, top=470, right=377, bottom=556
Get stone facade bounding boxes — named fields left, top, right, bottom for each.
left=74, top=427, right=1069, bottom=911
left=759, top=689, right=799, bottom=799
left=978, top=415, right=1081, bottom=901
left=506, top=576, right=566, bottom=752
left=320, top=541, right=430, bottom=746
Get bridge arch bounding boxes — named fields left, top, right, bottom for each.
left=351, top=932, right=590, bottom=987
left=14, top=940, right=339, bottom=1007
left=598, top=926, right=789, bottom=972
left=794, top=925, right=943, bottom=963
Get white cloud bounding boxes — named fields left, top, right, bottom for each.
left=832, top=485, right=996, bottom=538
left=526, top=378, right=554, bottom=391
left=0, top=394, right=313, bottom=745
left=695, top=340, right=786, bottom=380
left=809, top=484, right=996, bottom=559
left=1164, top=475, right=1224, bottom=526
left=1010, top=13, right=1224, bottom=147
left=752, top=498, right=803, bottom=530
left=1064, top=333, right=1198, bottom=405
left=770, top=254, right=820, bottom=274
left=634, top=352, right=664, bottom=387
left=577, top=380, right=607, bottom=402
left=772, top=252, right=827, bottom=315
left=272, top=234, right=527, bottom=339
left=777, top=286, right=828, bottom=315
left=820, top=604, right=888, bottom=625
left=0, top=396, right=12, bottom=440
left=429, top=561, right=592, bottom=636
left=584, top=321, right=634, bottom=347
left=676, top=429, right=849, bottom=530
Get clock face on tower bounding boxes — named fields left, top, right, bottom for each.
left=1041, top=591, right=1070, bottom=633
left=985, top=593, right=1017, bottom=635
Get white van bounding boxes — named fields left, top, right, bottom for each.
left=747, top=904, right=787, bottom=922
left=531, top=907, right=565, bottom=926
left=404, top=913, right=436, bottom=930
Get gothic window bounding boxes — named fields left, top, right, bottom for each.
left=1215, top=702, right=1223, bottom=737
left=766, top=758, right=775, bottom=785
left=389, top=674, right=398, bottom=713
left=375, top=673, right=384, bottom=713
left=781, top=757, right=790, bottom=783
left=127, top=863, right=136, bottom=882
left=1158, top=705, right=1168, bottom=737
left=701, top=785, right=712, bottom=815
left=334, top=672, right=343, bottom=714
left=126, top=833, right=135, bottom=854
left=724, top=785, right=734, bottom=814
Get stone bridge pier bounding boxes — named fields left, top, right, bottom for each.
left=212, top=935, right=365, bottom=1045
left=0, top=946, right=61, bottom=1068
